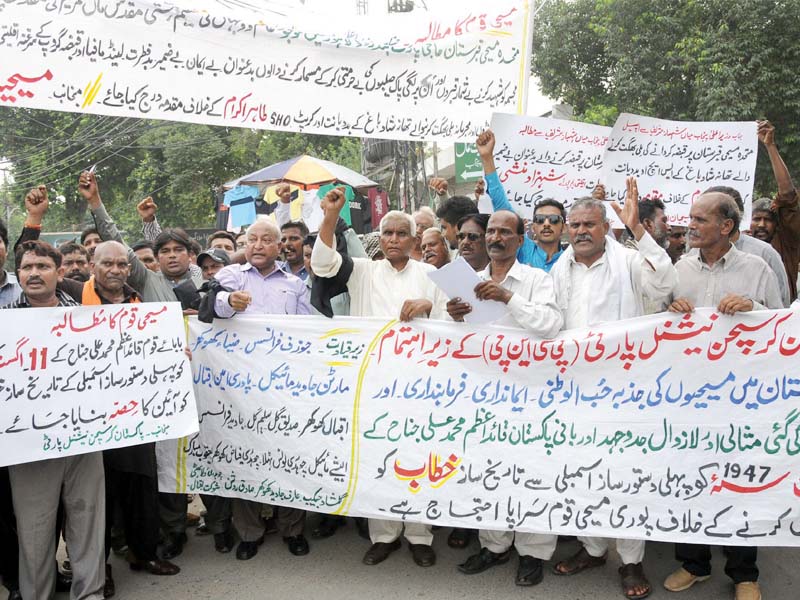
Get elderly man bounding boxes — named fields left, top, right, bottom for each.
left=312, top=188, right=446, bottom=568
left=447, top=210, right=562, bottom=587
left=476, top=130, right=565, bottom=271
left=663, top=192, right=779, bottom=600
left=420, top=228, right=451, bottom=269
left=213, top=218, right=312, bottom=561
left=411, top=207, right=436, bottom=261
left=3, top=241, right=106, bottom=600
left=549, top=178, right=678, bottom=600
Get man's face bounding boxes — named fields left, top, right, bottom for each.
left=17, top=251, right=61, bottom=302
left=414, top=213, right=435, bottom=243
left=303, top=244, right=313, bottom=277
left=134, top=247, right=160, bottom=272
left=157, top=240, right=191, bottom=279
left=93, top=246, right=130, bottom=293
left=61, top=251, right=91, bottom=282
left=532, top=206, right=564, bottom=245
left=236, top=234, right=247, bottom=251
left=645, top=208, right=670, bottom=246
left=281, top=227, right=305, bottom=266
left=567, top=205, right=609, bottom=261
left=687, top=194, right=731, bottom=250
left=667, top=227, right=687, bottom=254
left=200, top=257, right=224, bottom=280
left=420, top=230, right=450, bottom=269
left=457, top=220, right=488, bottom=269
left=486, top=212, right=523, bottom=262
left=210, top=237, right=235, bottom=255
left=0, top=237, right=7, bottom=271
left=82, top=233, right=102, bottom=256
left=440, top=219, right=459, bottom=249
left=750, top=210, right=776, bottom=243
left=245, top=223, right=281, bottom=272
left=380, top=216, right=415, bottom=262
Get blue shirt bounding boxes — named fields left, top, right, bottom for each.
left=484, top=171, right=563, bottom=272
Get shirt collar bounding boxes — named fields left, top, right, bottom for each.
left=0, top=271, right=16, bottom=289
left=697, top=243, right=738, bottom=269
left=242, top=262, right=287, bottom=279
left=479, top=260, right=523, bottom=283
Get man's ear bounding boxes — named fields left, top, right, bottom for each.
left=603, top=221, right=610, bottom=235
left=57, top=266, right=65, bottom=282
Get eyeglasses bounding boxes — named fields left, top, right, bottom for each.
left=532, top=214, right=563, bottom=225
left=456, top=232, right=484, bottom=242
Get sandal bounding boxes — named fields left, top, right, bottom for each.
left=619, top=563, right=651, bottom=600
left=552, top=547, right=607, bottom=575
left=447, top=528, right=472, bottom=549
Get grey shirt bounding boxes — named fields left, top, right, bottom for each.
left=735, top=234, right=790, bottom=307
left=0, top=271, right=20, bottom=307
left=673, top=244, right=783, bottom=311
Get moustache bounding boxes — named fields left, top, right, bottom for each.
left=574, top=234, right=593, bottom=243
left=26, top=277, right=44, bottom=285
left=488, top=242, right=505, bottom=250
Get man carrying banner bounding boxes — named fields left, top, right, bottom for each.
left=549, top=177, right=678, bottom=600
left=445, top=209, right=562, bottom=587
left=311, top=188, right=446, bottom=568
left=3, top=240, right=105, bottom=600
left=213, top=218, right=312, bottom=561
left=663, top=190, right=781, bottom=600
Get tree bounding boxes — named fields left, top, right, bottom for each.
left=532, top=0, right=800, bottom=195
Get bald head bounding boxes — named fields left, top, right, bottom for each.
left=92, top=240, right=130, bottom=296
left=92, top=240, right=127, bottom=263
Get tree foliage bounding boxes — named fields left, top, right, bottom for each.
left=532, top=0, right=800, bottom=194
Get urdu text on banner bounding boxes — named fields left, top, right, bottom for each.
left=0, top=0, right=533, bottom=142
left=159, top=312, right=800, bottom=546
left=0, top=302, right=199, bottom=467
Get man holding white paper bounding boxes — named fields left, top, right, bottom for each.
left=444, top=210, right=562, bottom=588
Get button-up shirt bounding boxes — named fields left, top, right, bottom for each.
left=673, top=244, right=783, bottom=310
left=476, top=260, right=562, bottom=337
left=0, top=271, right=20, bottom=307
left=214, top=262, right=311, bottom=318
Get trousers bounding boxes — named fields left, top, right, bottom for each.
left=368, top=519, right=432, bottom=545
left=675, top=543, right=758, bottom=583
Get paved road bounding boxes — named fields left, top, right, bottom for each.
left=61, top=508, right=798, bottom=600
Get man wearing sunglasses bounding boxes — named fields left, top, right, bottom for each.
left=476, top=130, right=565, bottom=272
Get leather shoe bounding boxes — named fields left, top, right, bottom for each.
left=458, top=547, right=511, bottom=574
left=409, top=544, right=436, bottom=567
left=516, top=555, right=543, bottom=586
left=214, top=530, right=235, bottom=553
left=312, top=515, right=345, bottom=539
left=130, top=558, right=180, bottom=576
left=104, top=564, right=116, bottom=598
left=236, top=538, right=263, bottom=561
left=161, top=532, right=187, bottom=560
left=283, top=535, right=310, bottom=556
left=7, top=589, right=22, bottom=600
left=362, top=539, right=401, bottom=565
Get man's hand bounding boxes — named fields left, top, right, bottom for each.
left=78, top=170, right=101, bottom=208
left=757, top=120, right=775, bottom=147
left=137, top=197, right=158, bottom=223
left=474, top=281, right=513, bottom=304
left=428, top=177, right=448, bottom=196
left=668, top=298, right=695, bottom=313
left=717, top=293, right=753, bottom=315
left=446, top=297, right=472, bottom=322
left=320, top=187, right=346, bottom=216
left=275, top=183, right=292, bottom=203
left=24, top=185, right=49, bottom=226
left=591, top=183, right=606, bottom=200
left=611, top=177, right=645, bottom=239
left=475, top=129, right=495, bottom=159
left=399, top=299, right=433, bottom=322
left=228, top=291, right=252, bottom=312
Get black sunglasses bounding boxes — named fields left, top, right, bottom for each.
left=532, top=214, right=563, bottom=225
left=456, top=232, right=484, bottom=242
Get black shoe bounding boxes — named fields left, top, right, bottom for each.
left=283, top=535, right=310, bottom=556
left=236, top=538, right=263, bottom=561
left=409, top=543, right=436, bottom=567
left=362, top=540, right=401, bottom=565
left=196, top=522, right=211, bottom=537
left=355, top=517, right=370, bottom=540
left=129, top=558, right=181, bottom=576
left=104, top=564, right=116, bottom=598
left=55, top=570, right=72, bottom=592
left=516, top=555, right=543, bottom=586
left=7, top=589, right=21, bottom=600
left=312, top=515, right=345, bottom=539
left=214, top=530, right=234, bottom=553
left=161, top=532, right=188, bottom=560
left=458, top=547, right=511, bottom=574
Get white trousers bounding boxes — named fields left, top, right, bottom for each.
left=578, top=536, right=646, bottom=564
left=368, top=518, right=433, bottom=545
left=478, top=530, right=558, bottom=560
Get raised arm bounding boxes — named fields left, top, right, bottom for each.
left=310, top=188, right=346, bottom=278
left=14, top=186, right=49, bottom=251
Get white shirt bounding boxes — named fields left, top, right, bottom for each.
left=476, top=261, right=562, bottom=337
left=311, top=236, right=446, bottom=319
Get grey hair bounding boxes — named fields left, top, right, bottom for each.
left=413, top=206, right=436, bottom=223
left=569, top=196, right=608, bottom=222
left=715, top=195, right=741, bottom=232
left=752, top=197, right=775, bottom=216
left=380, top=210, right=416, bottom=235
left=246, top=216, right=281, bottom=240
left=421, top=227, right=447, bottom=245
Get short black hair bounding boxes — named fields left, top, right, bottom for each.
left=281, top=220, right=309, bottom=238
left=457, top=213, right=490, bottom=233
left=80, top=227, right=99, bottom=245
left=189, top=238, right=202, bottom=257
left=131, top=239, right=155, bottom=253
left=704, top=186, right=743, bottom=212
left=15, top=240, right=62, bottom=270
left=304, top=234, right=317, bottom=247
left=534, top=198, right=566, bottom=221
left=209, top=230, right=237, bottom=246
left=435, top=196, right=478, bottom=225
left=57, top=241, right=89, bottom=259
left=0, top=219, right=7, bottom=248
left=154, top=228, right=193, bottom=255
left=638, top=198, right=666, bottom=224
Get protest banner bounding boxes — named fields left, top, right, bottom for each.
left=0, top=302, right=198, bottom=467
left=160, top=311, right=800, bottom=546
left=602, top=113, right=758, bottom=227
left=490, top=113, right=611, bottom=216
left=0, top=0, right=533, bottom=142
